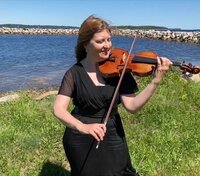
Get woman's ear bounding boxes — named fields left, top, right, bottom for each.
left=84, top=45, right=88, bottom=53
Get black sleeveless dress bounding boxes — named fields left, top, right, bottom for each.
left=58, top=63, right=139, bottom=176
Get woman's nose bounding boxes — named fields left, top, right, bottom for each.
left=104, top=41, right=111, bottom=48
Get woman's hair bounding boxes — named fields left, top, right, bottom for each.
left=75, top=15, right=111, bottom=62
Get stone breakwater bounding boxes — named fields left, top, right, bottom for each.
left=0, top=27, right=200, bottom=44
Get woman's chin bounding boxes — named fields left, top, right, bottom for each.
left=97, top=57, right=109, bottom=63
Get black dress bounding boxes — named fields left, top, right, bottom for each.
left=58, top=63, right=139, bottom=176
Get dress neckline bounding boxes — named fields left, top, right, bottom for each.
left=77, top=62, right=106, bottom=87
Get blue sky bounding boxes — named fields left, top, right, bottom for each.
left=0, top=0, right=200, bottom=29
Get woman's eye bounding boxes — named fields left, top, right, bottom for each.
left=107, top=38, right=111, bottom=42
left=96, top=40, right=103, bottom=44
left=96, top=38, right=111, bottom=44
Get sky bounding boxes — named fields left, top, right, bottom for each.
left=0, top=0, right=200, bottom=30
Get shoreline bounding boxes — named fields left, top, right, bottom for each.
left=0, top=27, right=200, bottom=44
left=1, top=72, right=200, bottom=103
left=0, top=86, right=59, bottom=103
left=0, top=85, right=59, bottom=96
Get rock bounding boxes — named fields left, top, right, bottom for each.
left=183, top=72, right=200, bottom=82
left=189, top=73, right=200, bottom=82
left=0, top=93, right=20, bottom=103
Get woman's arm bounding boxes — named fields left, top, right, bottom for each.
left=120, top=57, right=172, bottom=113
left=53, top=94, right=83, bottom=129
left=53, top=94, right=106, bottom=141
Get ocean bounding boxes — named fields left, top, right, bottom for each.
left=0, top=34, right=200, bottom=93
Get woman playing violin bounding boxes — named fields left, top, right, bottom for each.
left=53, top=15, right=172, bottom=176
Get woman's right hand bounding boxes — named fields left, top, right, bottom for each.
left=77, top=123, right=107, bottom=141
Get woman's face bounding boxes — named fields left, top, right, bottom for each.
left=85, top=29, right=112, bottom=62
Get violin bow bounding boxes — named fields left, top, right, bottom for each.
left=96, top=34, right=138, bottom=149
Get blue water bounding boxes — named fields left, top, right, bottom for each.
left=0, top=34, right=200, bottom=93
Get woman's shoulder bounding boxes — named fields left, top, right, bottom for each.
left=65, top=62, right=82, bottom=72
left=63, top=62, right=83, bottom=78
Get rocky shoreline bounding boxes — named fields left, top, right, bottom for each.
left=0, top=27, right=200, bottom=44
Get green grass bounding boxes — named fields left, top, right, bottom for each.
left=0, top=70, right=200, bottom=176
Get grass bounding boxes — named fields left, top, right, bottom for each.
left=0, top=70, right=199, bottom=176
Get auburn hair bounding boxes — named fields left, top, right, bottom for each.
left=75, top=15, right=111, bottom=62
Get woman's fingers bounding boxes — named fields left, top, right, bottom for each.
left=153, top=56, right=173, bottom=83
left=157, top=56, right=173, bottom=71
left=91, top=130, right=101, bottom=141
left=82, top=123, right=106, bottom=141
left=93, top=124, right=106, bottom=141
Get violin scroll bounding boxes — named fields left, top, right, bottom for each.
left=180, top=62, right=200, bottom=74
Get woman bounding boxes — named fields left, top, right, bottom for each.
left=53, top=15, right=172, bottom=176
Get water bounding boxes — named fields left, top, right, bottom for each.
left=0, top=34, right=200, bottom=93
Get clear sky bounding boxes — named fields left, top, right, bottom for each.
left=0, top=0, right=200, bottom=30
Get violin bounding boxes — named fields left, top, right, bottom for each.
left=99, top=48, right=200, bottom=77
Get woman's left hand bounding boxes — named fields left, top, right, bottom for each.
left=153, top=56, right=173, bottom=83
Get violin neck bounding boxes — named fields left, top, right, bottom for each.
left=172, top=61, right=182, bottom=67
left=133, top=56, right=157, bottom=65
left=132, top=56, right=181, bottom=67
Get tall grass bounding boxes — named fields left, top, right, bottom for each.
left=0, top=70, right=199, bottom=176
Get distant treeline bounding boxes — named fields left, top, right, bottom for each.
left=0, top=24, right=79, bottom=29
left=113, top=25, right=170, bottom=30
left=0, top=24, right=176, bottom=30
